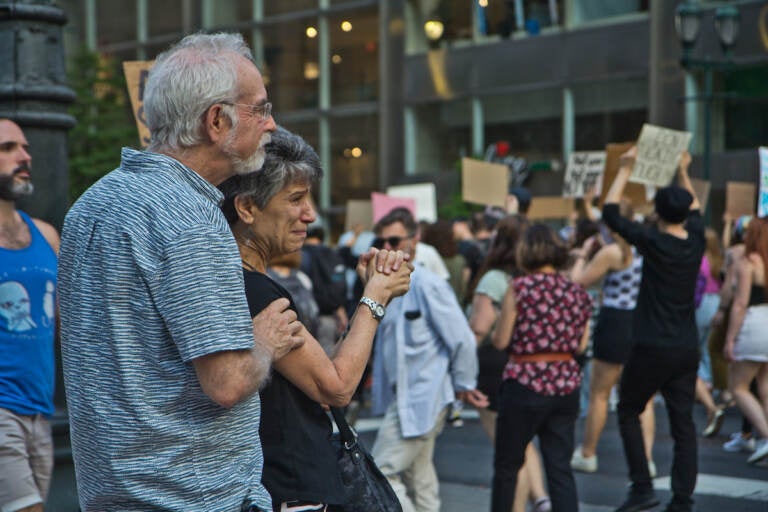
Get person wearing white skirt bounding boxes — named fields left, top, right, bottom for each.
left=724, top=216, right=768, bottom=465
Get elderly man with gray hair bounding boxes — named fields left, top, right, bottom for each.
left=58, top=33, right=303, bottom=512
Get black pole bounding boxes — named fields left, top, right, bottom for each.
left=0, top=1, right=76, bottom=230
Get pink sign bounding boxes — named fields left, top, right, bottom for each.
left=371, top=192, right=417, bottom=223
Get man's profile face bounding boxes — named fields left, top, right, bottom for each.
left=0, top=120, right=34, bottom=200
left=223, top=56, right=277, bottom=176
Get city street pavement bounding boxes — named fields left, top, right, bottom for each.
left=353, top=400, right=768, bottom=512
left=47, top=398, right=768, bottom=511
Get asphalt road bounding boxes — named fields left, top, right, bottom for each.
left=46, top=398, right=768, bottom=511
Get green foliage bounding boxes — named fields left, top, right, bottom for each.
left=67, top=48, right=139, bottom=201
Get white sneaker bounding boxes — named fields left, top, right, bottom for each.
left=648, top=460, right=657, bottom=479
left=747, top=439, right=768, bottom=464
left=723, top=432, right=756, bottom=453
left=571, top=446, right=597, bottom=473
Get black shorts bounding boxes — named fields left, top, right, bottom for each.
left=592, top=307, right=634, bottom=365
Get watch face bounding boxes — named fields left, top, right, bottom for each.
left=374, top=305, right=385, bottom=318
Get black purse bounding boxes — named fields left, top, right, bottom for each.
left=329, top=407, right=403, bottom=512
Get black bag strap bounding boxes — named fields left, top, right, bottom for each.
left=330, top=407, right=358, bottom=448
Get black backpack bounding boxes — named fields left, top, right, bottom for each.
left=302, top=245, right=348, bottom=315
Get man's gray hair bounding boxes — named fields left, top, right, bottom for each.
left=144, top=32, right=254, bottom=152
left=219, top=127, right=323, bottom=225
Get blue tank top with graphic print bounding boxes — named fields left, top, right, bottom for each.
left=0, top=211, right=57, bottom=416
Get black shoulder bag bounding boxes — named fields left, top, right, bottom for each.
left=329, top=407, right=403, bottom=512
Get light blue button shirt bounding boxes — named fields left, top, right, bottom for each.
left=372, top=266, right=478, bottom=438
left=59, top=148, right=272, bottom=512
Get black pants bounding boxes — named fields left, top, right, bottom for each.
left=617, top=345, right=699, bottom=503
left=491, top=379, right=580, bottom=512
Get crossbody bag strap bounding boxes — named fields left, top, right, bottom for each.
left=330, top=407, right=358, bottom=447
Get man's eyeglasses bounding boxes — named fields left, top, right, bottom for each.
left=372, top=235, right=412, bottom=249
left=221, top=101, right=272, bottom=122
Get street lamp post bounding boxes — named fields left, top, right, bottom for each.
left=674, top=2, right=740, bottom=222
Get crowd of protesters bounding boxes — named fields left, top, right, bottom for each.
left=8, top=29, right=767, bottom=512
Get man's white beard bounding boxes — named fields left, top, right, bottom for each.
left=225, top=132, right=271, bottom=176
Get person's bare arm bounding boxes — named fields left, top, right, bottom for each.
left=273, top=252, right=412, bottom=406
left=491, top=285, right=517, bottom=350
left=676, top=150, right=701, bottom=211
left=604, top=147, right=636, bottom=206
left=576, top=320, right=591, bottom=354
left=469, top=294, right=498, bottom=344
left=570, top=239, right=622, bottom=288
left=193, top=298, right=303, bottom=408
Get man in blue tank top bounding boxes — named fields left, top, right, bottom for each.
left=0, top=119, right=60, bottom=512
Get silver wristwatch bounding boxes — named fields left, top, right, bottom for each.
left=359, top=296, right=386, bottom=321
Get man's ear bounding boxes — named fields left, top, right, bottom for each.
left=234, top=194, right=257, bottom=224
left=203, top=104, right=231, bottom=144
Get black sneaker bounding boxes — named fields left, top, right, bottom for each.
left=615, top=490, right=660, bottom=512
left=661, top=498, right=693, bottom=511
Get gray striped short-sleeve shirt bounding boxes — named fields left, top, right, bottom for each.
left=59, top=148, right=271, bottom=511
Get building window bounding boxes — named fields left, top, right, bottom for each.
left=410, top=100, right=471, bottom=174
left=97, top=0, right=137, bottom=45
left=724, top=66, right=768, bottom=150
left=330, top=114, right=379, bottom=203
left=264, top=0, right=316, bottom=17
left=262, top=18, right=319, bottom=112
left=330, top=7, right=379, bottom=105
left=574, top=110, right=646, bottom=151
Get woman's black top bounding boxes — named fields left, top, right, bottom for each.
left=242, top=270, right=345, bottom=506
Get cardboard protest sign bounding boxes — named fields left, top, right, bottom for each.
left=371, top=192, right=417, bottom=223
left=725, top=182, right=756, bottom=219
left=629, top=124, right=692, bottom=187
left=690, top=178, right=711, bottom=216
left=527, top=196, right=574, bottom=220
left=387, top=183, right=437, bottom=222
left=759, top=147, right=768, bottom=217
left=562, top=151, right=607, bottom=198
left=345, top=199, right=373, bottom=232
left=123, top=60, right=154, bottom=147
left=599, top=142, right=650, bottom=209
left=461, top=158, right=508, bottom=208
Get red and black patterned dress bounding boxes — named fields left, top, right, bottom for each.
left=502, top=272, right=592, bottom=396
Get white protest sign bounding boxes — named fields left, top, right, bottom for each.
left=629, top=124, right=692, bottom=187
left=759, top=147, right=768, bottom=218
left=386, top=183, right=437, bottom=222
left=562, top=151, right=607, bottom=198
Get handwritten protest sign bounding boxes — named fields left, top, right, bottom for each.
left=629, top=124, right=692, bottom=187
left=690, top=178, right=711, bottom=216
left=387, top=183, right=437, bottom=222
left=562, top=151, right=606, bottom=198
left=371, top=193, right=417, bottom=223
left=726, top=182, right=756, bottom=219
left=759, top=147, right=768, bottom=217
left=123, top=60, right=154, bottom=148
left=599, top=143, right=650, bottom=208
left=527, top=196, right=574, bottom=220
left=461, top=158, right=508, bottom=208
left=345, top=199, right=373, bottom=232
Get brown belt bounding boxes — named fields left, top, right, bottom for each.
left=509, top=352, right=573, bottom=363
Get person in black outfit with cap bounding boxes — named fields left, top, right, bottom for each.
left=602, top=148, right=704, bottom=512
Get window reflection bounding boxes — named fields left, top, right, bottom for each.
left=330, top=8, right=379, bottom=104
left=411, top=101, right=471, bottom=173
left=97, top=0, right=136, bottom=45
left=265, top=0, right=317, bottom=17
left=330, top=115, right=379, bottom=203
left=262, top=19, right=319, bottom=111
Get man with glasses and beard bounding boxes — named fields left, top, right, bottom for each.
left=0, top=119, right=59, bottom=512
left=369, top=207, right=488, bottom=512
left=58, top=33, right=307, bottom=512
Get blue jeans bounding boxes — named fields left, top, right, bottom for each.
left=695, top=293, right=720, bottom=382
left=491, top=379, right=579, bottom=512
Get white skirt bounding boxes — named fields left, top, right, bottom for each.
left=734, top=304, right=768, bottom=362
